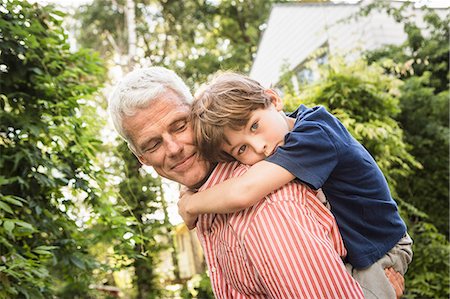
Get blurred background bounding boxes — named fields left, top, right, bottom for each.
left=0, top=0, right=449, bottom=298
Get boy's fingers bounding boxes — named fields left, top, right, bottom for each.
left=186, top=218, right=198, bottom=230
left=179, top=186, right=189, bottom=197
left=385, top=268, right=404, bottom=299
left=179, top=190, right=194, bottom=198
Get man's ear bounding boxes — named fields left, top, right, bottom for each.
left=128, top=143, right=146, bottom=165
left=136, top=154, right=146, bottom=166
left=265, top=89, right=283, bottom=111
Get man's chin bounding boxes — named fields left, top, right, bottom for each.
left=176, top=164, right=212, bottom=190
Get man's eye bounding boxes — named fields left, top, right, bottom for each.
left=250, top=122, right=258, bottom=132
left=238, top=145, right=247, bottom=155
left=174, top=120, right=187, bottom=132
left=145, top=141, right=161, bottom=153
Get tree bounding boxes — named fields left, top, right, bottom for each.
left=74, top=0, right=287, bottom=86
left=0, top=0, right=107, bottom=297
left=114, top=142, right=165, bottom=298
left=360, top=4, right=450, bottom=297
left=73, top=0, right=288, bottom=295
left=283, top=57, right=418, bottom=193
left=364, top=2, right=449, bottom=237
left=281, top=54, right=449, bottom=299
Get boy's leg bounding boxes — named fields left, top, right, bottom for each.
left=346, top=233, right=413, bottom=299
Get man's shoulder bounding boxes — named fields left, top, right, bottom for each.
left=199, top=161, right=242, bottom=191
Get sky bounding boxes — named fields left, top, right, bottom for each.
left=36, top=0, right=450, bottom=9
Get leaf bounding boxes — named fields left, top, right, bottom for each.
left=70, top=256, right=86, bottom=270
left=32, top=249, right=53, bottom=255
left=14, top=227, right=35, bottom=237
left=14, top=220, right=34, bottom=230
left=31, top=67, right=43, bottom=75
left=0, top=202, right=13, bottom=214
left=32, top=246, right=57, bottom=256
left=3, top=220, right=15, bottom=233
left=34, top=245, right=58, bottom=251
left=0, top=176, right=18, bottom=186
left=2, top=195, right=25, bottom=207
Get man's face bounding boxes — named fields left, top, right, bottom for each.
left=122, top=89, right=211, bottom=188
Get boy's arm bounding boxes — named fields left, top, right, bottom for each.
left=182, top=160, right=295, bottom=216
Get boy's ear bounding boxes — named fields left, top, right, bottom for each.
left=265, top=89, right=283, bottom=111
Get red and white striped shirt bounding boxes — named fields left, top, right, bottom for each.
left=196, top=162, right=363, bottom=298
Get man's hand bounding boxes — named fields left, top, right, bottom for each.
left=385, top=267, right=404, bottom=299
left=177, top=187, right=198, bottom=230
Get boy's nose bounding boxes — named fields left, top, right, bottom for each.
left=253, top=140, right=267, bottom=155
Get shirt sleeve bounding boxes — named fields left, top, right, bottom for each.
left=266, top=123, right=338, bottom=189
left=243, top=199, right=364, bottom=298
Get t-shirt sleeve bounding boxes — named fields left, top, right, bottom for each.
left=266, top=123, right=338, bottom=189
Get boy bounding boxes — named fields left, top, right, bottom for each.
left=179, top=72, right=412, bottom=298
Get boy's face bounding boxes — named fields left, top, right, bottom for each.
left=221, top=104, right=293, bottom=165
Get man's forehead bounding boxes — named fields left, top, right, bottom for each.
left=153, top=88, right=189, bottom=106
left=124, top=101, right=187, bottom=142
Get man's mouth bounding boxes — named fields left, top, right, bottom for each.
left=171, top=153, right=195, bottom=171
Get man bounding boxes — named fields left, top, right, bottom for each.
left=108, top=67, right=401, bottom=298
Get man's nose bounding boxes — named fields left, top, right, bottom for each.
left=165, top=136, right=183, bottom=156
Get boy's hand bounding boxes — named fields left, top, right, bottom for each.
left=315, top=188, right=330, bottom=209
left=178, top=188, right=198, bottom=230
left=385, top=267, right=404, bottom=299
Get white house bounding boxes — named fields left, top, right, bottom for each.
left=250, top=0, right=449, bottom=88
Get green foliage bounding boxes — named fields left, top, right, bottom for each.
left=402, top=210, right=450, bottom=298
left=281, top=54, right=450, bottom=299
left=68, top=1, right=449, bottom=298
left=284, top=57, right=418, bottom=190
left=361, top=4, right=450, bottom=298
left=364, top=3, right=449, bottom=93
left=0, top=0, right=107, bottom=297
left=193, top=271, right=214, bottom=299
left=405, top=222, right=450, bottom=298
left=181, top=271, right=214, bottom=299
left=114, top=141, right=166, bottom=298
left=395, top=75, right=449, bottom=235
left=74, top=0, right=128, bottom=60
left=74, top=0, right=286, bottom=87
left=364, top=2, right=449, bottom=237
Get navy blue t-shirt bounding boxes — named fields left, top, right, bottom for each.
left=266, top=105, right=406, bottom=269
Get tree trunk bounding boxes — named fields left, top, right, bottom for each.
left=125, top=0, right=137, bottom=68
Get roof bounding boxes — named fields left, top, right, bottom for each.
left=249, top=0, right=449, bottom=87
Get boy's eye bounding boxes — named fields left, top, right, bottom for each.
left=237, top=145, right=247, bottom=155
left=250, top=122, right=258, bottom=132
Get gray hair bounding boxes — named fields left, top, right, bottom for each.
left=108, top=67, right=193, bottom=152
